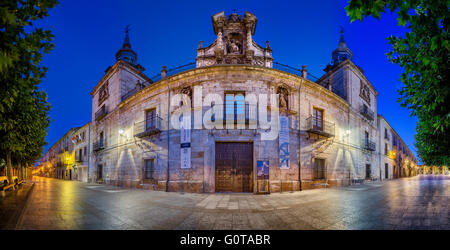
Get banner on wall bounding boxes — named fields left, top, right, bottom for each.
left=257, top=161, right=269, bottom=180
left=279, top=116, right=289, bottom=169
left=180, top=115, right=191, bottom=169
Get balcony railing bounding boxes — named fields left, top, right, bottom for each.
left=362, top=139, right=376, bottom=151
left=93, top=139, right=105, bottom=152
left=120, top=63, right=196, bottom=103
left=305, top=116, right=335, bottom=137
left=121, top=88, right=138, bottom=102
left=384, top=133, right=390, bottom=141
left=95, top=105, right=107, bottom=121
left=208, top=104, right=258, bottom=128
left=134, top=115, right=163, bottom=138
left=360, top=105, right=374, bottom=121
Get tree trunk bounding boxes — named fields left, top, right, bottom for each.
left=6, top=150, right=13, bottom=184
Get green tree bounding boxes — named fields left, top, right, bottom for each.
left=0, top=0, right=57, bottom=183
left=346, top=0, right=450, bottom=166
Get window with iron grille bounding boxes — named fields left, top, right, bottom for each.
left=146, top=109, right=156, bottom=130
left=224, top=91, right=245, bottom=124
left=143, top=159, right=154, bottom=180
left=313, top=108, right=324, bottom=130
left=313, top=158, right=326, bottom=180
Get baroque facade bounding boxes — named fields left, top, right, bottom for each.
left=37, top=11, right=419, bottom=193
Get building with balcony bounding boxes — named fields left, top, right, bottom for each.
left=37, top=127, right=79, bottom=180
left=73, top=122, right=91, bottom=182
left=38, top=11, right=419, bottom=193
left=85, top=11, right=403, bottom=193
left=377, top=115, right=418, bottom=180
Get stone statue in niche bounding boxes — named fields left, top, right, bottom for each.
left=225, top=33, right=242, bottom=54
left=179, top=86, right=192, bottom=106
left=277, top=86, right=289, bottom=109
left=98, top=81, right=109, bottom=106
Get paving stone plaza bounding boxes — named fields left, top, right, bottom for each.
left=12, top=175, right=449, bottom=230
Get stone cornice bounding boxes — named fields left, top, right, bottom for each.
left=90, top=60, right=152, bottom=96
left=118, top=64, right=350, bottom=111
left=318, top=60, right=379, bottom=97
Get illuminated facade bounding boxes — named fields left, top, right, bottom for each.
left=73, top=122, right=91, bottom=182
left=37, top=128, right=79, bottom=180
left=377, top=115, right=418, bottom=180
left=39, top=11, right=420, bottom=192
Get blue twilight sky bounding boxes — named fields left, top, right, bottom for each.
left=35, top=0, right=418, bottom=162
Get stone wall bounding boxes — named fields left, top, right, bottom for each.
left=89, top=64, right=390, bottom=193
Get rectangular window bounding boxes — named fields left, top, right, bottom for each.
left=313, top=108, right=323, bottom=130
left=84, top=146, right=87, bottom=156
left=79, top=149, right=83, bottom=161
left=385, top=143, right=388, bottom=155
left=313, top=158, right=326, bottom=180
left=146, top=109, right=156, bottom=130
left=143, top=159, right=154, bottom=180
left=224, top=91, right=245, bottom=124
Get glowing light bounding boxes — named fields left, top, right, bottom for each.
left=118, top=128, right=124, bottom=135
left=345, top=129, right=351, bottom=135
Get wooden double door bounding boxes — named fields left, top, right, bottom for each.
left=215, top=142, right=253, bottom=192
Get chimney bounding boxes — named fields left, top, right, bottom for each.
left=161, top=66, right=167, bottom=79
left=302, top=65, right=307, bottom=79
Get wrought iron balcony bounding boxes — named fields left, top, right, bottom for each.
left=360, top=105, right=374, bottom=121
left=362, top=139, right=376, bottom=151
left=134, top=115, right=163, bottom=138
left=305, top=116, right=335, bottom=137
left=120, top=63, right=196, bottom=103
left=95, top=105, right=107, bottom=121
left=75, top=156, right=83, bottom=163
left=93, top=139, right=105, bottom=152
left=208, top=104, right=258, bottom=128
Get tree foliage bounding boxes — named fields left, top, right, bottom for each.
left=346, top=0, right=450, bottom=166
left=0, top=0, right=58, bottom=181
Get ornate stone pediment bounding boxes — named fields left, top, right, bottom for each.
left=360, top=80, right=370, bottom=105
left=98, top=81, right=109, bottom=106
left=196, top=11, right=273, bottom=68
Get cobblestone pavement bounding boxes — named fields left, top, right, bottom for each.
left=15, top=175, right=449, bottom=230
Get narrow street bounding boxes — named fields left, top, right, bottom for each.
left=8, top=175, right=450, bottom=230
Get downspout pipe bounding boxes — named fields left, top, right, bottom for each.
left=87, top=124, right=91, bottom=182
left=163, top=67, right=170, bottom=192
left=298, top=77, right=303, bottom=191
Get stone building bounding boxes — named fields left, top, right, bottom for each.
left=37, top=127, right=79, bottom=180
left=73, top=122, right=91, bottom=182
left=39, top=11, right=419, bottom=192
left=376, top=114, right=419, bottom=180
